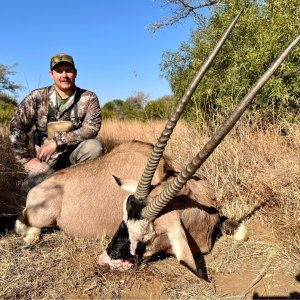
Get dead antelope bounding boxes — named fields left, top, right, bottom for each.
left=98, top=17, right=300, bottom=275
left=15, top=9, right=300, bottom=279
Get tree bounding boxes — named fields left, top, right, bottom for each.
left=144, top=95, right=174, bottom=119
left=0, top=63, right=21, bottom=124
left=0, top=64, right=22, bottom=96
left=149, top=0, right=221, bottom=32
left=102, top=99, right=125, bottom=119
left=0, top=92, right=17, bottom=124
left=161, top=0, right=300, bottom=125
left=102, top=93, right=149, bottom=120
left=125, top=91, right=150, bottom=109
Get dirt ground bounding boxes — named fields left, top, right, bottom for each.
left=1, top=214, right=298, bottom=299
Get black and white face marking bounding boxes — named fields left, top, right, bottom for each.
left=101, top=195, right=156, bottom=271
left=106, top=221, right=133, bottom=260
left=123, top=195, right=156, bottom=256
left=98, top=220, right=134, bottom=271
left=105, top=220, right=148, bottom=263
left=123, top=195, right=147, bottom=221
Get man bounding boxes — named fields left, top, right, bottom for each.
left=10, top=53, right=103, bottom=193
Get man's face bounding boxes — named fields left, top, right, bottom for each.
left=50, top=62, right=77, bottom=93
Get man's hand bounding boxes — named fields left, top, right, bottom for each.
left=24, top=158, right=46, bottom=173
left=36, top=139, right=57, bottom=163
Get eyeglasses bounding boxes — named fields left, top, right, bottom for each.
left=51, top=54, right=74, bottom=67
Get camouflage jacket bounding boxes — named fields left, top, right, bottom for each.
left=10, top=85, right=102, bottom=166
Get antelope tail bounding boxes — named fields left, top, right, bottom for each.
left=219, top=217, right=249, bottom=242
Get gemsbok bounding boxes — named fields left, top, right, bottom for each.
left=15, top=9, right=300, bottom=279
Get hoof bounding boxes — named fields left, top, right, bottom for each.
left=23, top=227, right=42, bottom=246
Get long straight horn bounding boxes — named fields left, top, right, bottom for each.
left=142, top=34, right=300, bottom=221
left=134, top=8, right=244, bottom=200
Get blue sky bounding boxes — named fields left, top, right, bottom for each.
left=1, top=0, right=202, bottom=104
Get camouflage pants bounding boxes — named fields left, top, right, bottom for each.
left=21, top=139, right=103, bottom=196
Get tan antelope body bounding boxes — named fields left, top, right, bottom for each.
left=18, top=139, right=221, bottom=248
left=18, top=142, right=168, bottom=239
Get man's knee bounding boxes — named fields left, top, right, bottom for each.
left=82, top=139, right=103, bottom=158
left=70, top=139, right=103, bottom=164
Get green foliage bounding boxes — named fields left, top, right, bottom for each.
left=144, top=95, right=174, bottom=119
left=0, top=64, right=22, bottom=95
left=102, top=99, right=125, bottom=119
left=161, top=0, right=300, bottom=126
left=0, top=63, right=21, bottom=125
left=102, top=95, right=175, bottom=121
left=102, top=98, right=144, bottom=120
left=0, top=93, right=17, bottom=124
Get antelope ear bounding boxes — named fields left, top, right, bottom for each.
left=112, top=175, right=138, bottom=193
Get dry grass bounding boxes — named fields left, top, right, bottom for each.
left=0, top=134, right=26, bottom=217
left=1, top=119, right=300, bottom=299
left=0, top=125, right=10, bottom=139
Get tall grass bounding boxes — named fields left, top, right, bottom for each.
left=101, top=119, right=300, bottom=206
left=0, top=127, right=25, bottom=216
left=0, top=125, right=9, bottom=138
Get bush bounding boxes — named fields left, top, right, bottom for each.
left=0, top=94, right=17, bottom=125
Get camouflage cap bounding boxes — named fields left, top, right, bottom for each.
left=50, top=53, right=75, bottom=70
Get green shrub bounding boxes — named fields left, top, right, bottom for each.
left=0, top=94, right=17, bottom=125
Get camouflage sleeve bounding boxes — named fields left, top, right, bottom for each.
left=9, top=92, right=37, bottom=166
left=55, top=93, right=102, bottom=149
